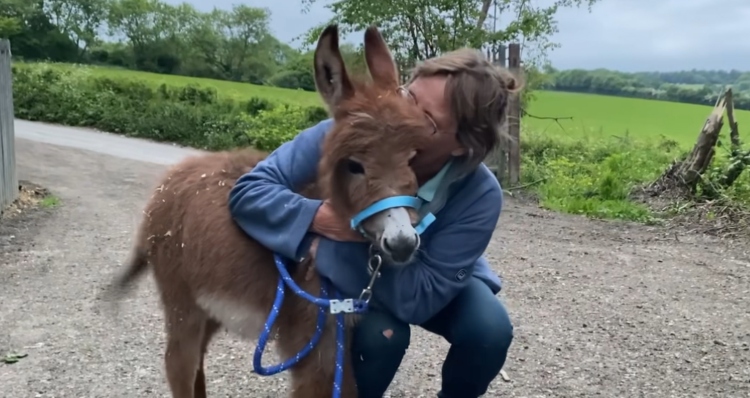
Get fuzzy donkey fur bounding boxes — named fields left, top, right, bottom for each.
left=101, top=24, right=435, bottom=398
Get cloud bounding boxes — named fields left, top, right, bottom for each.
left=164, top=0, right=750, bottom=72
left=550, top=0, right=750, bottom=71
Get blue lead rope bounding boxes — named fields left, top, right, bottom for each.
left=332, top=288, right=347, bottom=395
left=253, top=254, right=370, bottom=397
left=255, top=194, right=435, bottom=398
left=252, top=275, right=327, bottom=375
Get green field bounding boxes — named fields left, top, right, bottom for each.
left=30, top=62, right=324, bottom=107
left=33, top=62, right=750, bottom=147
left=523, top=91, right=750, bottom=146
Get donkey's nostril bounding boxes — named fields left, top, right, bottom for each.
left=382, top=234, right=418, bottom=263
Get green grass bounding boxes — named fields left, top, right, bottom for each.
left=17, top=61, right=750, bottom=222
left=519, top=131, right=677, bottom=222
left=523, top=91, right=750, bottom=147
left=19, top=62, right=323, bottom=107
left=40, top=195, right=60, bottom=208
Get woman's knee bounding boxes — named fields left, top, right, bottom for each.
left=351, top=310, right=411, bottom=358
left=454, top=299, right=514, bottom=353
left=350, top=311, right=410, bottom=397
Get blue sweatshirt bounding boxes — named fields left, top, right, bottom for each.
left=228, top=119, right=504, bottom=325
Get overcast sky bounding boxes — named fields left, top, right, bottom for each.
left=169, top=0, right=750, bottom=72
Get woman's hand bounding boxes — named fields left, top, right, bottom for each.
left=305, top=237, right=320, bottom=281
left=311, top=200, right=368, bottom=242
left=305, top=202, right=367, bottom=281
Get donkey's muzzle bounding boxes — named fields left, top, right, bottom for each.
left=381, top=232, right=419, bottom=264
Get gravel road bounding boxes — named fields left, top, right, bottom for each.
left=1, top=120, right=749, bottom=398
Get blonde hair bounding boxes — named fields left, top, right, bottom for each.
left=407, top=48, right=523, bottom=171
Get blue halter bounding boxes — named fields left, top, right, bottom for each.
left=350, top=195, right=436, bottom=235
left=254, top=194, right=435, bottom=398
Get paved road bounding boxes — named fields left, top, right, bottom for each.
left=1, top=120, right=749, bottom=397
left=14, top=119, right=205, bottom=165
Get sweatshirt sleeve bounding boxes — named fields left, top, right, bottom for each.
left=371, top=182, right=503, bottom=325
left=228, top=119, right=333, bottom=261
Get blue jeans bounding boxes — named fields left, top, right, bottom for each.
left=350, top=277, right=513, bottom=398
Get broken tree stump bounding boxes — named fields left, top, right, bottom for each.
left=725, top=88, right=741, bottom=153
left=645, top=89, right=728, bottom=197
left=679, top=91, right=727, bottom=186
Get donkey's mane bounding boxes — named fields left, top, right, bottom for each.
left=325, top=86, right=427, bottom=154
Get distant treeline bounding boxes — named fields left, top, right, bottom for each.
left=542, top=68, right=750, bottom=110
left=1, top=0, right=367, bottom=92
left=5, top=1, right=750, bottom=110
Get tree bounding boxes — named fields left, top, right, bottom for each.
left=43, top=0, right=108, bottom=59
left=186, top=5, right=277, bottom=83
left=1, top=0, right=79, bottom=61
left=107, top=0, right=199, bottom=72
left=297, top=0, right=599, bottom=75
left=268, top=43, right=366, bottom=91
left=542, top=68, right=750, bottom=110
left=0, top=0, right=37, bottom=38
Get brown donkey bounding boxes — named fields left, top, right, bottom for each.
left=102, top=25, right=435, bottom=398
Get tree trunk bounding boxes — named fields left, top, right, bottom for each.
left=677, top=93, right=726, bottom=187
left=645, top=89, right=727, bottom=196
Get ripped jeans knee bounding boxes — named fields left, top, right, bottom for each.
left=351, top=310, right=410, bottom=398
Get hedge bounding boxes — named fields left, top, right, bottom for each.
left=8, top=64, right=696, bottom=223
left=11, top=63, right=329, bottom=152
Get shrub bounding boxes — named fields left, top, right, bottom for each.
left=12, top=63, right=329, bottom=152
left=519, top=131, right=679, bottom=222
left=304, top=106, right=329, bottom=123
left=155, top=83, right=219, bottom=106
left=15, top=62, right=707, bottom=224
left=241, top=96, right=276, bottom=116
left=267, top=69, right=316, bottom=92
left=244, top=104, right=316, bottom=151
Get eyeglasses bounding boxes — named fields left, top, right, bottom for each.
left=397, top=85, right=438, bottom=135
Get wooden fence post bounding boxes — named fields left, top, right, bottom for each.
left=507, top=43, right=521, bottom=185
left=487, top=44, right=510, bottom=185
left=0, top=39, right=17, bottom=212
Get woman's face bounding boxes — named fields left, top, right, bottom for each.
left=401, top=75, right=465, bottom=182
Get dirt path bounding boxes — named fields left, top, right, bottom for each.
left=1, top=121, right=749, bottom=398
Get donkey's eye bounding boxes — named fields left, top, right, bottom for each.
left=346, top=159, right=365, bottom=174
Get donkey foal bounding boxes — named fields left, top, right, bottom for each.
left=102, top=24, right=434, bottom=398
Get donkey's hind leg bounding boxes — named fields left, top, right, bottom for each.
left=287, top=358, right=358, bottom=398
left=163, top=304, right=209, bottom=398
left=289, top=358, right=334, bottom=398
left=284, top=341, right=357, bottom=398
left=194, top=320, right=221, bottom=398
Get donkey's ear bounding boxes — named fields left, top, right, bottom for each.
left=314, top=24, right=355, bottom=111
left=364, top=26, right=399, bottom=88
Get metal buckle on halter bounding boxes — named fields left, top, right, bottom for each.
left=367, top=247, right=383, bottom=277
left=358, top=289, right=373, bottom=304
left=329, top=299, right=355, bottom=314
left=348, top=195, right=436, bottom=307
left=358, top=247, right=384, bottom=304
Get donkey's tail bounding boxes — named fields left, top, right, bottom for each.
left=98, top=246, right=149, bottom=316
